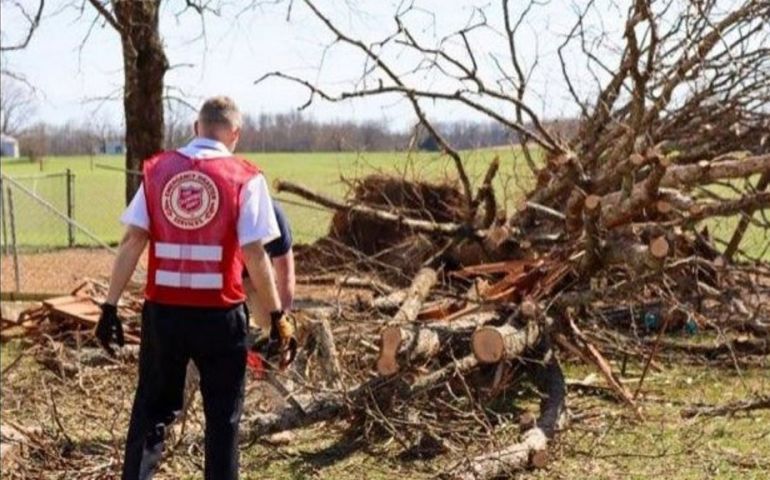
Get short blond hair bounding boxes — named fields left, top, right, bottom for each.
left=198, top=96, right=242, bottom=130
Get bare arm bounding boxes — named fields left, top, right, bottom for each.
left=272, top=248, right=296, bottom=311
left=242, top=241, right=282, bottom=314
left=105, top=226, right=149, bottom=305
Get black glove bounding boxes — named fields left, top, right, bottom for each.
left=267, top=310, right=298, bottom=369
left=95, top=303, right=125, bottom=357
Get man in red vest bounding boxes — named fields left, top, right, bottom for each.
left=96, top=96, right=294, bottom=480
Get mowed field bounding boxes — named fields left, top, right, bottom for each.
left=1, top=150, right=767, bottom=258
left=0, top=150, right=534, bottom=246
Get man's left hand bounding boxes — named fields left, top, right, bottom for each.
left=268, top=310, right=298, bottom=369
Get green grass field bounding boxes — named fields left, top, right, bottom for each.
left=0, top=151, right=766, bottom=258
left=0, top=150, right=533, bottom=247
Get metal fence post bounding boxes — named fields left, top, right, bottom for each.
left=0, top=177, right=7, bottom=255
left=7, top=186, right=21, bottom=293
left=66, top=168, right=75, bottom=247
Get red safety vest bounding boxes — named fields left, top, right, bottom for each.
left=143, top=150, right=260, bottom=307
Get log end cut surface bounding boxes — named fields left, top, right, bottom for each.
left=472, top=327, right=505, bottom=364
left=376, top=326, right=403, bottom=376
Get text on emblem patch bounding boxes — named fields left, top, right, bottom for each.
left=161, top=171, right=220, bottom=229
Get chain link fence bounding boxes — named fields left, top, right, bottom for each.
left=0, top=167, right=139, bottom=295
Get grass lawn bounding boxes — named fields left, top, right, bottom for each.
left=0, top=151, right=766, bottom=259
left=0, top=149, right=533, bottom=246
left=2, top=338, right=767, bottom=479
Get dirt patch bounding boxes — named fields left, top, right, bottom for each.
left=1, top=249, right=148, bottom=294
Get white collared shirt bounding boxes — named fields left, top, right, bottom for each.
left=120, top=137, right=280, bottom=246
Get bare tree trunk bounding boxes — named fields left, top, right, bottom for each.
left=113, top=1, right=168, bottom=203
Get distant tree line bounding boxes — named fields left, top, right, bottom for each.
left=11, top=111, right=579, bottom=157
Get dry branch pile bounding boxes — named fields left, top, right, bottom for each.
left=255, top=2, right=770, bottom=474
left=3, top=1, right=770, bottom=477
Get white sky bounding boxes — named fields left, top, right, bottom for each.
left=1, top=0, right=629, bottom=131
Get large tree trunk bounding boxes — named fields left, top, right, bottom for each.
left=113, top=0, right=168, bottom=203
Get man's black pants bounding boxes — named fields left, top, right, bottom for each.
left=122, top=301, right=248, bottom=480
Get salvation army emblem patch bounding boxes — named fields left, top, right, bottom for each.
left=161, top=171, right=219, bottom=229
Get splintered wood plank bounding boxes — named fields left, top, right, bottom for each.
left=417, top=299, right=466, bottom=321
left=451, top=259, right=535, bottom=278
left=47, top=299, right=142, bottom=344
left=53, top=301, right=101, bottom=322
left=43, top=295, right=83, bottom=309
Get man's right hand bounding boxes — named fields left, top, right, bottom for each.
left=96, top=303, right=125, bottom=357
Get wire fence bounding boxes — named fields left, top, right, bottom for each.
left=0, top=169, right=137, bottom=295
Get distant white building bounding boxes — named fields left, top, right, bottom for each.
left=0, top=134, right=20, bottom=158
left=104, top=139, right=125, bottom=155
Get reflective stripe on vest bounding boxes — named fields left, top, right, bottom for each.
left=155, top=270, right=224, bottom=289
left=155, top=242, right=223, bottom=261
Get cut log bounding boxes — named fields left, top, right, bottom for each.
left=655, top=200, right=673, bottom=214
left=471, top=320, right=543, bottom=364
left=377, top=326, right=410, bottom=376
left=683, top=192, right=770, bottom=225
left=409, top=353, right=479, bottom=394
left=372, top=289, right=408, bottom=313
left=251, top=352, right=481, bottom=438
left=450, top=427, right=548, bottom=480
left=308, top=316, right=342, bottom=386
left=564, top=189, right=586, bottom=233
left=581, top=195, right=602, bottom=274
left=604, top=236, right=669, bottom=273
left=392, top=267, right=438, bottom=324
left=600, top=158, right=668, bottom=228
left=374, top=267, right=437, bottom=376
left=248, top=391, right=349, bottom=438
left=658, top=188, right=695, bottom=211
left=649, top=236, right=670, bottom=258
left=376, top=312, right=497, bottom=376
left=659, top=154, right=770, bottom=188
left=591, top=151, right=650, bottom=195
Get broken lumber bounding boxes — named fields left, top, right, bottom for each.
left=43, top=295, right=141, bottom=344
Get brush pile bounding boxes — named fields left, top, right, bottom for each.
left=264, top=4, right=770, bottom=471
left=3, top=1, right=770, bottom=477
